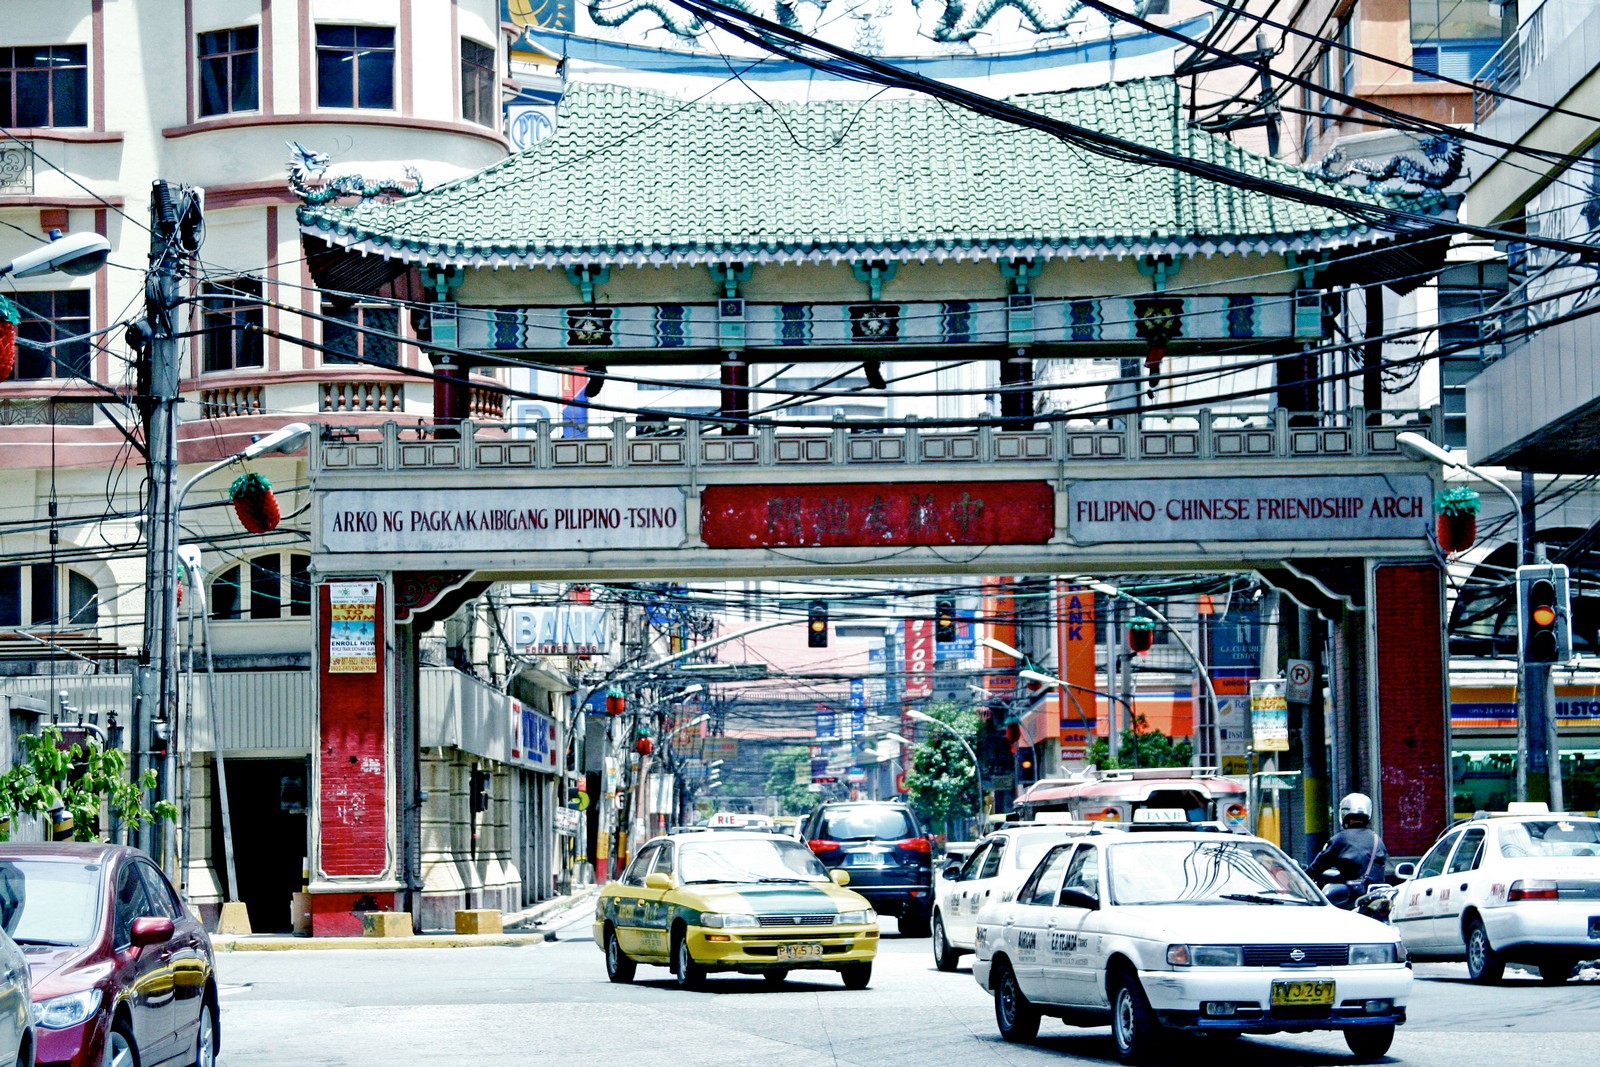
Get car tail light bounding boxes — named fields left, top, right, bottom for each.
left=1507, top=879, right=1559, bottom=901
left=808, top=839, right=840, bottom=854
left=896, top=837, right=932, bottom=854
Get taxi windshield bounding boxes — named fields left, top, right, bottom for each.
left=680, top=837, right=831, bottom=884
left=1497, top=818, right=1600, bottom=858
left=1107, top=839, right=1321, bottom=905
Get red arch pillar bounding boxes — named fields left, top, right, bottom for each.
left=1369, top=563, right=1450, bottom=857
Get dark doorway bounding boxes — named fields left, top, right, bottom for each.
left=213, top=758, right=309, bottom=933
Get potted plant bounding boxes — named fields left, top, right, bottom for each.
left=1435, top=486, right=1481, bottom=553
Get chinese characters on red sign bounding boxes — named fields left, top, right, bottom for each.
left=700, top=481, right=1054, bottom=548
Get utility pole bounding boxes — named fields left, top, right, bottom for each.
left=134, top=180, right=200, bottom=864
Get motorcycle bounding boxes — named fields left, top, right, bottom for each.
left=1315, top=869, right=1396, bottom=921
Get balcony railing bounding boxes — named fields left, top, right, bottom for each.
left=1474, top=5, right=1547, bottom=125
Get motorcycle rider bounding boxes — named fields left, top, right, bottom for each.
left=1309, top=792, right=1387, bottom=908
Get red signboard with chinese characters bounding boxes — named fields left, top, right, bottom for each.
left=905, top=619, right=934, bottom=699
left=699, top=481, right=1054, bottom=548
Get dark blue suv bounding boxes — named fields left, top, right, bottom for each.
left=801, top=801, right=933, bottom=936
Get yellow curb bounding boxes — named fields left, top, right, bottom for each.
left=213, top=932, right=550, bottom=952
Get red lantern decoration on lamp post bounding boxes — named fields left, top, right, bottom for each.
left=605, top=687, right=626, bottom=717
left=1127, top=617, right=1156, bottom=655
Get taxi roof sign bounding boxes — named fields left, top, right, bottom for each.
left=1132, top=808, right=1189, bottom=823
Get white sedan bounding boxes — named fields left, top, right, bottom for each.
left=1390, top=806, right=1600, bottom=982
left=973, top=829, right=1410, bottom=1064
left=933, top=823, right=1091, bottom=971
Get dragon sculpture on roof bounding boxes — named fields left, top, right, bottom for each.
left=1301, top=134, right=1465, bottom=197
left=587, top=0, right=828, bottom=37
left=912, top=0, right=1153, bottom=44
left=286, top=142, right=424, bottom=207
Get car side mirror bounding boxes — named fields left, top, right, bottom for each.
left=130, top=916, right=175, bottom=948
left=644, top=872, right=673, bottom=891
left=943, top=861, right=963, bottom=880
left=1393, top=862, right=1417, bottom=881
left=1059, top=888, right=1099, bottom=911
left=830, top=869, right=851, bottom=887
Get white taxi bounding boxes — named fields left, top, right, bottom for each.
left=972, top=827, right=1410, bottom=1064
left=933, top=820, right=1093, bottom=971
left=1390, top=804, right=1600, bottom=983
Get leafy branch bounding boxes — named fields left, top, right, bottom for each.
left=0, top=725, right=176, bottom=842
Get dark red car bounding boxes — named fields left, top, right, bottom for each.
left=0, top=843, right=217, bottom=1067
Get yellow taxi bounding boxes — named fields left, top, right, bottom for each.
left=593, top=830, right=879, bottom=989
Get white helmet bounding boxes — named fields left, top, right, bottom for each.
left=1339, top=792, right=1373, bottom=824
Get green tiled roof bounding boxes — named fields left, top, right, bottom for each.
left=298, top=77, right=1445, bottom=268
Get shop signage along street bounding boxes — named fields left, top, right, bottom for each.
left=699, top=480, right=1053, bottom=548
left=507, top=605, right=612, bottom=655
left=904, top=619, right=934, bottom=698
left=509, top=700, right=558, bottom=773
left=1067, top=474, right=1434, bottom=544
left=320, top=487, right=686, bottom=553
left=1250, top=680, right=1289, bottom=752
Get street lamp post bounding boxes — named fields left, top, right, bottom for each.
left=1396, top=431, right=1550, bottom=805
left=1016, top=668, right=1137, bottom=766
left=1078, top=578, right=1221, bottom=771
left=905, top=709, right=984, bottom=830
left=169, top=423, right=312, bottom=894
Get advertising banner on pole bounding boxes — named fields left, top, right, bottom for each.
left=904, top=619, right=933, bottom=698
left=1250, top=680, right=1289, bottom=752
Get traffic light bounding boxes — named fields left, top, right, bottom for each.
left=808, top=600, right=828, bottom=648
left=1518, top=563, right=1572, bottom=665
left=935, top=599, right=956, bottom=642
left=1016, top=746, right=1037, bottom=785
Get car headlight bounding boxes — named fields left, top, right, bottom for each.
left=35, top=989, right=102, bottom=1031
left=1167, top=944, right=1243, bottom=967
left=1349, top=943, right=1399, bottom=966
left=836, top=909, right=875, bottom=925
left=701, top=913, right=758, bottom=928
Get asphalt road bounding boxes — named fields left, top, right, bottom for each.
left=212, top=907, right=1598, bottom=1066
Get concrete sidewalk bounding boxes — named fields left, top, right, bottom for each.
left=212, top=887, right=598, bottom=952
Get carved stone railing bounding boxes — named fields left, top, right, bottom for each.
left=199, top=385, right=265, bottom=419
left=320, top=380, right=403, bottom=413
left=314, top=408, right=1440, bottom=475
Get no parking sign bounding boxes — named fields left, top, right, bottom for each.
left=1284, top=659, right=1315, bottom=704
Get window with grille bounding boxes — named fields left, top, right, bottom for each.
left=0, top=564, right=99, bottom=627
left=210, top=552, right=310, bottom=621
left=0, top=46, right=88, bottom=128
left=12, top=290, right=90, bottom=380
left=323, top=299, right=400, bottom=366
left=1410, top=0, right=1502, bottom=81
left=461, top=39, right=497, bottom=128
left=197, top=27, right=260, bottom=117
left=200, top=279, right=264, bottom=373
left=316, top=25, right=395, bottom=109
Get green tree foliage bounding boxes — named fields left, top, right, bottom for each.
left=1085, top=715, right=1194, bottom=770
left=763, top=746, right=820, bottom=815
left=903, top=702, right=979, bottom=833
left=0, top=725, right=177, bottom=842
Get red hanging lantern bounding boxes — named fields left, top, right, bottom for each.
left=1434, top=487, right=1481, bottom=555
left=0, top=295, right=18, bottom=381
left=635, top=737, right=654, bottom=756
left=229, top=471, right=281, bottom=533
left=604, top=687, right=625, bottom=716
left=1127, top=617, right=1156, bottom=655
left=1004, top=715, right=1022, bottom=744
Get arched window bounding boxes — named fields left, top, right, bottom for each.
left=0, top=564, right=99, bottom=627
left=210, top=551, right=310, bottom=621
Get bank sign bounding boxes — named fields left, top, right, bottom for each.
left=1067, top=474, right=1433, bottom=543
left=320, top=487, right=686, bottom=553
